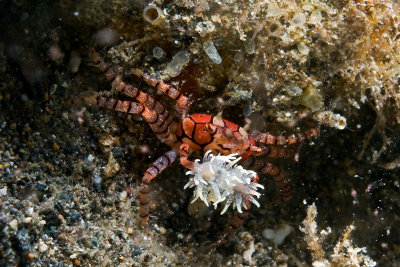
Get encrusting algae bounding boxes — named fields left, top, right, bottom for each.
left=300, top=203, right=376, bottom=267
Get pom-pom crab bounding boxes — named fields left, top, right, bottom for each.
left=90, top=49, right=319, bottom=244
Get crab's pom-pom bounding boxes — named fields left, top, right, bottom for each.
left=184, top=150, right=264, bottom=214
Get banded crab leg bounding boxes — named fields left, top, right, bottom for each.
left=217, top=200, right=251, bottom=246
left=139, top=151, right=177, bottom=223
left=259, top=144, right=297, bottom=159
left=97, top=96, right=178, bottom=223
left=260, top=162, right=292, bottom=201
left=97, top=96, right=177, bottom=146
left=90, top=49, right=171, bottom=119
left=90, top=50, right=182, bottom=147
left=252, top=127, right=320, bottom=145
left=216, top=174, right=260, bottom=246
left=133, top=69, right=190, bottom=117
left=242, top=157, right=292, bottom=201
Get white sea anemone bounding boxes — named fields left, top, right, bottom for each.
left=184, top=150, right=264, bottom=214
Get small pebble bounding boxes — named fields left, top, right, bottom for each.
left=203, top=41, right=222, bottom=64
left=120, top=191, right=127, bottom=202
left=0, top=187, right=7, bottom=196
left=234, top=51, right=243, bottom=62
left=159, top=226, right=166, bottom=234
left=165, top=50, right=190, bottom=77
left=153, top=47, right=165, bottom=59
left=87, top=154, right=94, bottom=162
left=39, top=243, right=48, bottom=252
left=309, top=9, right=323, bottom=25
left=286, top=85, right=302, bottom=97
left=53, top=142, right=60, bottom=151
left=291, top=13, right=306, bottom=27
left=245, top=40, right=256, bottom=54
left=262, top=224, right=293, bottom=245
left=297, top=43, right=309, bottom=55
left=68, top=210, right=81, bottom=223
left=9, top=219, right=18, bottom=230
left=36, top=183, right=48, bottom=192
left=132, top=246, right=142, bottom=257
left=195, top=21, right=215, bottom=36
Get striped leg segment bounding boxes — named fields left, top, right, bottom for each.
left=97, top=96, right=146, bottom=115
left=97, top=96, right=157, bottom=122
left=97, top=96, right=177, bottom=146
left=217, top=200, right=250, bottom=246
left=142, top=151, right=177, bottom=184
left=241, top=157, right=292, bottom=201
left=252, top=127, right=320, bottom=145
left=217, top=174, right=260, bottom=246
left=139, top=151, right=177, bottom=223
left=260, top=162, right=292, bottom=201
left=133, top=69, right=190, bottom=117
left=90, top=49, right=161, bottom=111
left=90, top=50, right=177, bottom=146
left=91, top=52, right=157, bottom=111
left=259, top=144, right=297, bottom=159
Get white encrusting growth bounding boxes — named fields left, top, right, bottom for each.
left=184, top=150, right=264, bottom=214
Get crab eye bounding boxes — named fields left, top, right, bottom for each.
left=205, top=123, right=217, bottom=135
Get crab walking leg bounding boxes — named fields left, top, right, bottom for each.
left=133, top=69, right=190, bottom=117
left=259, top=144, right=297, bottom=159
left=90, top=49, right=173, bottom=121
left=97, top=96, right=177, bottom=146
left=94, top=63, right=177, bottom=144
left=260, top=162, right=292, bottom=201
left=216, top=174, right=260, bottom=246
left=216, top=201, right=251, bottom=246
left=139, top=151, right=177, bottom=223
left=242, top=157, right=292, bottom=201
left=102, top=72, right=176, bottom=143
left=252, top=127, right=320, bottom=145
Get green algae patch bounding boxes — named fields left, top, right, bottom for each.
left=294, top=87, right=323, bottom=110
